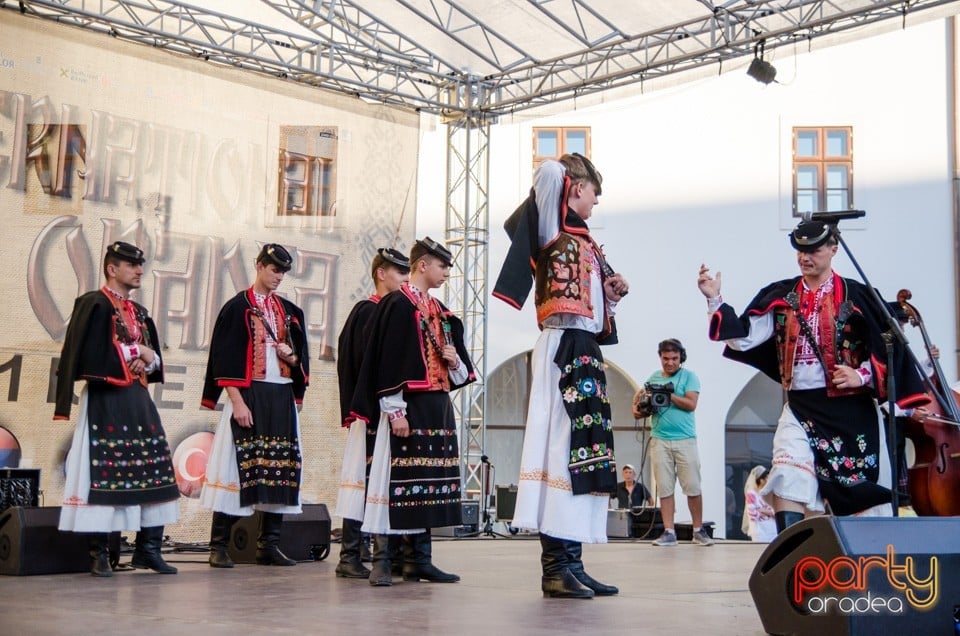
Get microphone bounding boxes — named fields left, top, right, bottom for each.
left=799, top=209, right=866, bottom=224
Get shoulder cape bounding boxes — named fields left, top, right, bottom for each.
left=709, top=275, right=928, bottom=408
left=201, top=289, right=310, bottom=408
left=336, top=297, right=379, bottom=425
left=54, top=290, right=163, bottom=420
left=349, top=288, right=475, bottom=426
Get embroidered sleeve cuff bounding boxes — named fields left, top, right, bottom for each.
left=856, top=364, right=872, bottom=387
left=387, top=409, right=407, bottom=423
left=120, top=343, right=139, bottom=362
left=706, top=295, right=722, bottom=314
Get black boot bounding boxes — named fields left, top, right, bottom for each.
left=390, top=535, right=406, bottom=576
left=402, top=531, right=459, bottom=583
left=336, top=519, right=371, bottom=578
left=540, top=534, right=593, bottom=599
left=368, top=534, right=393, bottom=586
left=89, top=534, right=112, bottom=578
left=209, top=512, right=238, bottom=568
left=256, top=512, right=297, bottom=566
left=131, top=526, right=178, bottom=574
left=775, top=511, right=805, bottom=534
left=565, top=541, right=618, bottom=596
left=359, top=532, right=372, bottom=563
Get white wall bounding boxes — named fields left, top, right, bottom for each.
left=418, top=19, right=959, bottom=537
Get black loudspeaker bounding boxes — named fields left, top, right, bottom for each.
left=630, top=507, right=663, bottom=540
left=750, top=516, right=960, bottom=635
left=228, top=503, right=331, bottom=563
left=0, top=468, right=41, bottom=512
left=0, top=506, right=119, bottom=575
left=460, top=500, right=479, bottom=527
left=495, top=484, right=517, bottom=522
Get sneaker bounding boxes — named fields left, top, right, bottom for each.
left=692, top=528, right=715, bottom=546
left=652, top=531, right=677, bottom=546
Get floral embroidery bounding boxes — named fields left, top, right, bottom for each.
left=802, top=420, right=877, bottom=487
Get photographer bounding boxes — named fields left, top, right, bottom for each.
left=632, top=339, right=712, bottom=546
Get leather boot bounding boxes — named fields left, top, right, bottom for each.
left=256, top=512, right=297, bottom=566
left=359, top=532, right=372, bottom=563
left=335, top=519, right=370, bottom=578
left=89, top=534, right=112, bottom=578
left=368, top=534, right=393, bottom=586
left=209, top=512, right=238, bottom=568
left=390, top=535, right=405, bottom=576
left=540, top=534, right=593, bottom=599
left=775, top=511, right=805, bottom=534
left=131, top=526, right=178, bottom=574
left=402, top=531, right=459, bottom=583
left=565, top=541, right=618, bottom=595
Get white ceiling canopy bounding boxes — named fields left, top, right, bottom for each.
left=7, top=0, right=960, bottom=118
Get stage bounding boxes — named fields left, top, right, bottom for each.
left=0, top=535, right=767, bottom=635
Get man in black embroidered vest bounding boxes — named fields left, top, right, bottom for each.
left=351, top=237, right=475, bottom=586
left=200, top=243, right=310, bottom=567
left=698, top=221, right=928, bottom=533
left=55, top=241, right=180, bottom=577
left=333, top=247, right=410, bottom=579
left=493, top=153, right=629, bottom=599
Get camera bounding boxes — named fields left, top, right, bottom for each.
left=634, top=381, right=675, bottom=418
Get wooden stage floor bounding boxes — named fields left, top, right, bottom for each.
left=0, top=535, right=768, bottom=635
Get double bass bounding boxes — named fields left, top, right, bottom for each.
left=896, top=289, right=960, bottom=516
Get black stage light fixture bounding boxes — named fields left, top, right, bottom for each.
left=747, top=57, right=777, bottom=84
left=746, top=41, right=777, bottom=85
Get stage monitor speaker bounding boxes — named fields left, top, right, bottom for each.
left=228, top=503, right=331, bottom=563
left=495, top=485, right=517, bottom=522
left=0, top=468, right=41, bottom=513
left=0, top=506, right=119, bottom=576
left=750, top=516, right=960, bottom=636
left=460, top=500, right=479, bottom=526
left=434, top=501, right=480, bottom=537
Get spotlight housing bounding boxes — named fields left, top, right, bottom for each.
left=747, top=57, right=777, bottom=85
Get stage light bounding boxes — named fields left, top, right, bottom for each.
left=746, top=40, right=777, bottom=85
left=747, top=57, right=777, bottom=84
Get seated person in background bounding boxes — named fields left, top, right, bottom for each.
left=742, top=466, right=776, bottom=542
left=612, top=464, right=654, bottom=509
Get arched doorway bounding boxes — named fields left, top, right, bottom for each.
left=723, top=372, right=784, bottom=539
left=484, top=351, right=646, bottom=501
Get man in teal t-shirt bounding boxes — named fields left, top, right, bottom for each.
left=632, top=338, right=712, bottom=546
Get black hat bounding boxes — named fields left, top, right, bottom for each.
left=415, top=237, right=453, bottom=267
left=257, top=243, right=293, bottom=272
left=377, top=247, right=411, bottom=273
left=106, top=241, right=145, bottom=265
left=790, top=221, right=835, bottom=253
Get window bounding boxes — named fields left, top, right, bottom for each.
left=792, top=127, right=853, bottom=216
left=533, top=127, right=591, bottom=172
left=277, top=126, right=338, bottom=217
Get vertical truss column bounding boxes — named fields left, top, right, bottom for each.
left=443, top=108, right=490, bottom=512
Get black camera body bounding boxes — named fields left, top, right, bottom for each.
left=635, top=381, right=675, bottom=418
left=646, top=382, right=675, bottom=409
left=637, top=382, right=674, bottom=417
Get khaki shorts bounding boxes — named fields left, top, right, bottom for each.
left=650, top=437, right=702, bottom=498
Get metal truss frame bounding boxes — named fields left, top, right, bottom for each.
left=8, top=0, right=959, bottom=116
left=442, top=115, right=490, bottom=505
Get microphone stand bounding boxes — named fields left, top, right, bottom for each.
left=463, top=456, right=512, bottom=538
